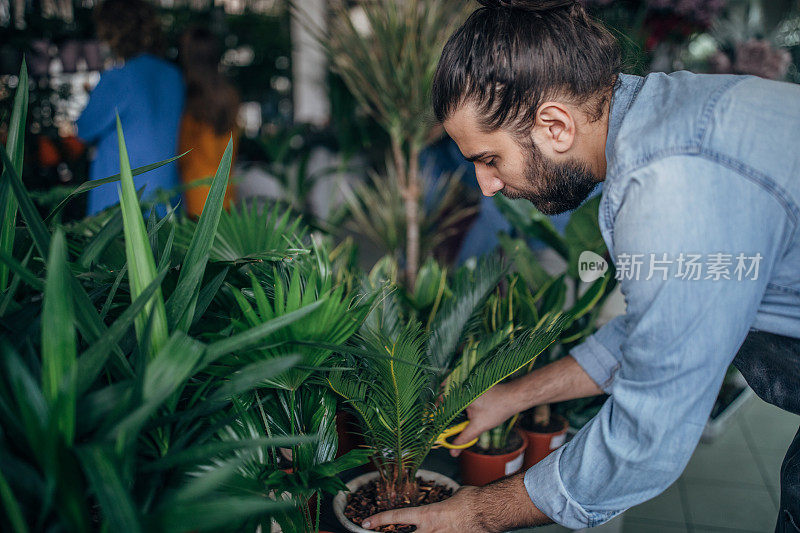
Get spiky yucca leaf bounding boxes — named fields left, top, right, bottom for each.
left=41, top=228, right=77, bottom=444
left=166, top=138, right=233, bottom=331
left=115, top=116, right=168, bottom=357
left=0, top=60, right=27, bottom=292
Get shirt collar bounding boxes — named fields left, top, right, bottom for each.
left=605, top=73, right=644, bottom=160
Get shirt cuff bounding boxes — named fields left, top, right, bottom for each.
left=524, top=446, right=622, bottom=529
left=524, top=446, right=592, bottom=529
left=570, top=315, right=626, bottom=393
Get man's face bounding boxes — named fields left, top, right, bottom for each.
left=443, top=104, right=598, bottom=215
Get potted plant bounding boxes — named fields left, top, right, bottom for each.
left=212, top=252, right=375, bottom=533
left=0, top=65, right=335, bottom=530
left=494, top=195, right=617, bottom=467
left=449, top=280, right=529, bottom=486
left=325, top=257, right=567, bottom=532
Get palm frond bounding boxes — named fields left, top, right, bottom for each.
left=430, top=314, right=569, bottom=443
left=175, top=202, right=309, bottom=264
left=426, top=256, right=506, bottom=370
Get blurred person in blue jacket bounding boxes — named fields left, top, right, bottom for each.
left=76, top=0, right=184, bottom=216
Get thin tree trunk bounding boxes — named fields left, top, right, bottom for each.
left=404, top=144, right=421, bottom=288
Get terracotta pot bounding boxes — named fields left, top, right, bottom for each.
left=520, top=415, right=568, bottom=469
left=333, top=469, right=459, bottom=533
left=38, top=136, right=60, bottom=167
left=458, top=429, right=528, bottom=486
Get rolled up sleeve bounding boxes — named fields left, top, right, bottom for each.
left=522, top=156, right=789, bottom=529
left=570, top=315, right=626, bottom=393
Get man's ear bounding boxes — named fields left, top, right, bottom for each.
left=533, top=102, right=576, bottom=154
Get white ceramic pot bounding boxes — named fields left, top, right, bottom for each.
left=333, top=469, right=460, bottom=533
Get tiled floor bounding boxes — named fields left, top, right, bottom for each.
left=530, top=395, right=799, bottom=533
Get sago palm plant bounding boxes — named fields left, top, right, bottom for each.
left=327, top=257, right=568, bottom=506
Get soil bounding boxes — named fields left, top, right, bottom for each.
left=343, top=478, right=454, bottom=532
left=519, top=412, right=565, bottom=433
left=471, top=430, right=524, bottom=455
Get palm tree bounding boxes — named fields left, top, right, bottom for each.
left=292, top=0, right=471, bottom=287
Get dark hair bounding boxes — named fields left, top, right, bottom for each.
left=179, top=26, right=240, bottom=135
left=432, top=0, right=621, bottom=136
left=94, top=0, right=165, bottom=60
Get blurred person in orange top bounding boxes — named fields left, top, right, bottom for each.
left=178, top=26, right=240, bottom=218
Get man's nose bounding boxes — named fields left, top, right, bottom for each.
left=475, top=167, right=504, bottom=197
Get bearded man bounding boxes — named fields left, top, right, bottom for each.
left=363, top=0, right=800, bottom=532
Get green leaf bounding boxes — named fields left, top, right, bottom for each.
left=115, top=115, right=169, bottom=357
left=209, top=355, right=301, bottom=401
left=0, top=466, right=29, bottom=533
left=203, top=299, right=324, bottom=365
left=166, top=138, right=233, bottom=331
left=76, top=269, right=168, bottom=394
left=44, top=153, right=187, bottom=223
left=564, top=195, right=605, bottom=278
left=111, top=332, right=204, bottom=445
left=77, top=446, right=142, bottom=533
left=494, top=195, right=569, bottom=259
left=433, top=314, right=568, bottom=440
left=498, top=233, right=552, bottom=292
left=0, top=248, right=43, bottom=291
left=78, top=209, right=123, bottom=268
left=427, top=256, right=506, bottom=370
left=0, top=143, right=50, bottom=261
left=41, top=228, right=77, bottom=444
left=568, top=271, right=610, bottom=323
left=152, top=496, right=290, bottom=532
left=143, top=435, right=317, bottom=472
left=0, top=60, right=28, bottom=291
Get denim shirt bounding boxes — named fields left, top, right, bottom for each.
left=523, top=72, right=800, bottom=528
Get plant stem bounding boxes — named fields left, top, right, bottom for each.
left=403, top=144, right=421, bottom=288
left=533, top=403, right=551, bottom=427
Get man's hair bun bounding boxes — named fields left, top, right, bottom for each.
left=475, top=0, right=577, bottom=12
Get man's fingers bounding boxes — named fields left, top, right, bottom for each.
left=449, top=422, right=483, bottom=458
left=362, top=507, right=419, bottom=530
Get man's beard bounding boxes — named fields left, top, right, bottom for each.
left=501, top=142, right=599, bottom=215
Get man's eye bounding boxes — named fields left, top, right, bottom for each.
left=485, top=158, right=496, bottom=167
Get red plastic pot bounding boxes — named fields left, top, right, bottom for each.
left=520, top=415, right=568, bottom=469
left=458, top=429, right=528, bottom=486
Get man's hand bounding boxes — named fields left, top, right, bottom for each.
left=448, top=383, right=516, bottom=457
left=450, top=356, right=603, bottom=458
left=361, top=474, right=551, bottom=532
left=361, top=486, right=482, bottom=533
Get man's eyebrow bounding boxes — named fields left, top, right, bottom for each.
left=464, top=151, right=491, bottom=163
